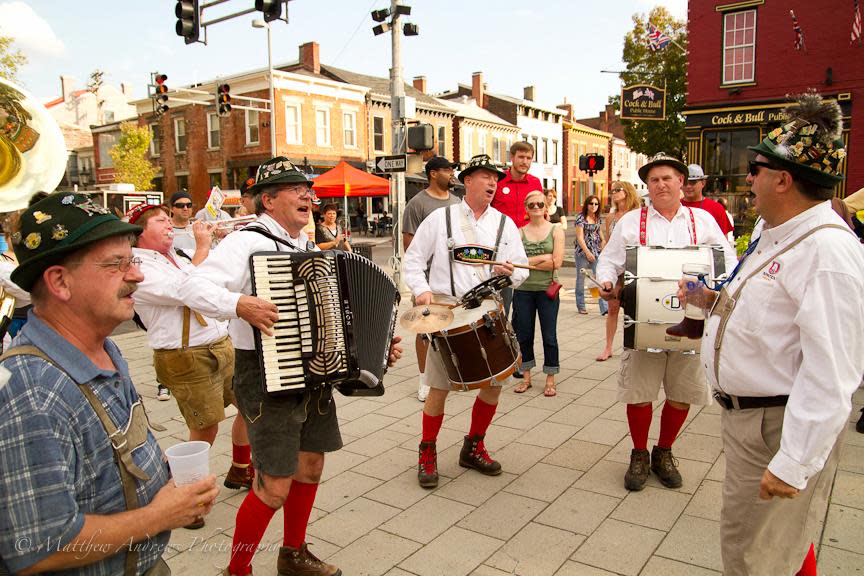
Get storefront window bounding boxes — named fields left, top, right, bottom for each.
left=703, top=128, right=760, bottom=225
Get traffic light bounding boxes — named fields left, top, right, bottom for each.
left=255, top=0, right=282, bottom=22
left=216, top=84, right=232, bottom=117
left=153, top=74, right=169, bottom=117
left=579, top=153, right=605, bottom=173
left=175, top=0, right=200, bottom=44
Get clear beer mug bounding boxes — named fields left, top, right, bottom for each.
left=666, top=263, right=711, bottom=340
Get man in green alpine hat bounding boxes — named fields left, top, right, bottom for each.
left=0, top=192, right=219, bottom=575
left=700, top=91, right=864, bottom=575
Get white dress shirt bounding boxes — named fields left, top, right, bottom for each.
left=596, top=204, right=737, bottom=285
left=132, top=247, right=229, bottom=350
left=702, top=201, right=864, bottom=489
left=0, top=258, right=30, bottom=305
left=403, top=200, right=528, bottom=298
left=177, top=214, right=315, bottom=351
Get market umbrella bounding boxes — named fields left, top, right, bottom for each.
left=312, top=161, right=391, bottom=231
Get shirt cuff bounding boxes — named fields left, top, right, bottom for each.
left=768, top=449, right=812, bottom=491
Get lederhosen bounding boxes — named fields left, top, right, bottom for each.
left=0, top=347, right=170, bottom=576
left=442, top=204, right=508, bottom=297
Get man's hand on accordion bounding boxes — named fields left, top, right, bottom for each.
left=236, top=295, right=280, bottom=336
left=388, top=336, right=403, bottom=367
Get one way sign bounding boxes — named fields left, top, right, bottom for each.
left=375, top=154, right=407, bottom=173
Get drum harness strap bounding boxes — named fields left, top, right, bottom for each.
left=639, top=206, right=696, bottom=246
left=444, top=205, right=507, bottom=296
left=241, top=225, right=314, bottom=252
left=0, top=345, right=168, bottom=576
left=709, top=223, right=852, bottom=390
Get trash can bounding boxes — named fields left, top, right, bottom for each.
left=353, top=243, right=373, bottom=261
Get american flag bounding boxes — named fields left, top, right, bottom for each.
left=853, top=0, right=862, bottom=47
left=790, top=10, right=806, bottom=52
left=647, top=22, right=672, bottom=51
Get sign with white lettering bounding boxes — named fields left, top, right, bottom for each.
left=375, top=154, right=407, bottom=173
left=621, top=84, right=666, bottom=121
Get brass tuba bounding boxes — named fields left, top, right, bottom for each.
left=0, top=77, right=67, bottom=212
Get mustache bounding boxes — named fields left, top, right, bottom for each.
left=118, top=283, right=138, bottom=298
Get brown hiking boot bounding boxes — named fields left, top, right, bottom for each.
left=651, top=445, right=683, bottom=488
left=224, top=463, right=254, bottom=490
left=624, top=449, right=650, bottom=491
left=459, top=434, right=502, bottom=475
left=184, top=516, right=205, bottom=530
left=277, top=543, right=341, bottom=576
left=418, top=441, right=439, bottom=488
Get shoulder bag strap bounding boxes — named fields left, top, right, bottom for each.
left=445, top=205, right=456, bottom=296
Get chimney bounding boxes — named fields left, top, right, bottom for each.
left=413, top=75, right=427, bottom=93
left=523, top=85, right=535, bottom=101
left=299, top=42, right=320, bottom=75
left=557, top=102, right=573, bottom=121
left=472, top=71, right=484, bottom=107
left=61, top=75, right=75, bottom=102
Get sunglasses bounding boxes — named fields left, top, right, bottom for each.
left=173, top=202, right=193, bottom=208
left=588, top=202, right=599, bottom=206
left=526, top=202, right=545, bottom=209
left=748, top=160, right=775, bottom=177
left=611, top=188, right=625, bottom=193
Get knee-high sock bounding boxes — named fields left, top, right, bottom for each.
left=468, top=397, right=497, bottom=437
left=232, top=443, right=251, bottom=467
left=282, top=479, right=318, bottom=548
left=626, top=403, right=653, bottom=451
left=229, top=489, right=278, bottom=575
left=795, top=543, right=818, bottom=576
left=422, top=412, right=444, bottom=443
left=657, top=402, right=689, bottom=449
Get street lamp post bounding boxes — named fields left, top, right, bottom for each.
left=252, top=19, right=277, bottom=155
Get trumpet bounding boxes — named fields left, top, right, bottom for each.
left=174, top=215, right=258, bottom=236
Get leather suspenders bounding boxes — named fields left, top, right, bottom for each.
left=444, top=205, right=507, bottom=297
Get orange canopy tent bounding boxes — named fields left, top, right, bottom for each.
left=312, top=161, right=391, bottom=230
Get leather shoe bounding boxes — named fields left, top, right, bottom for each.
left=651, top=445, right=683, bottom=488
left=624, top=449, right=650, bottom=491
left=277, top=543, right=341, bottom=576
left=459, top=434, right=501, bottom=475
left=418, top=441, right=439, bottom=488
left=184, top=516, right=205, bottom=530
left=224, top=464, right=254, bottom=490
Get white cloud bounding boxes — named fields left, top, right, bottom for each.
left=0, top=2, right=65, bottom=56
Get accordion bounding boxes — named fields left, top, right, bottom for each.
left=250, top=250, right=400, bottom=397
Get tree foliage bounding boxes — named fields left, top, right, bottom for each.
left=618, top=6, right=688, bottom=158
left=109, top=122, right=157, bottom=191
left=0, top=35, right=26, bottom=82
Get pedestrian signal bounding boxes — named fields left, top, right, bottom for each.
left=579, top=154, right=605, bottom=173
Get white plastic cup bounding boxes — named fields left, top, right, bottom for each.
left=682, top=263, right=711, bottom=320
left=165, top=441, right=210, bottom=486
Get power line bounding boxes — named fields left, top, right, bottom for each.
left=332, top=0, right=379, bottom=66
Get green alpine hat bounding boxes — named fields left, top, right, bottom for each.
left=638, top=152, right=689, bottom=183
left=10, top=192, right=142, bottom=292
left=248, top=156, right=312, bottom=193
left=748, top=91, right=846, bottom=188
left=458, top=154, right=507, bottom=183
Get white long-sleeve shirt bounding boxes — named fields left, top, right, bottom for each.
left=132, top=247, right=228, bottom=350
left=596, top=204, right=737, bottom=285
left=177, top=214, right=315, bottom=351
left=403, top=200, right=528, bottom=298
left=0, top=258, right=30, bottom=306
left=702, top=201, right=864, bottom=489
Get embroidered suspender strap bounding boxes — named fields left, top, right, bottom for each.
left=710, top=223, right=852, bottom=386
left=492, top=213, right=507, bottom=260
left=0, top=345, right=148, bottom=576
left=180, top=307, right=208, bottom=349
left=639, top=207, right=648, bottom=246
left=687, top=207, right=697, bottom=244
left=445, top=206, right=456, bottom=296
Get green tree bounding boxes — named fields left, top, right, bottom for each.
left=618, top=6, right=688, bottom=158
left=109, top=122, right=157, bottom=191
left=0, top=35, right=26, bottom=82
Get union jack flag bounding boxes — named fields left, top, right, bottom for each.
left=852, top=0, right=862, bottom=46
left=647, top=22, right=672, bottom=51
left=790, top=10, right=806, bottom=52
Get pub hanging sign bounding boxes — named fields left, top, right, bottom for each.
left=621, top=84, right=666, bottom=121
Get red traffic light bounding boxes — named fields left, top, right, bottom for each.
left=155, top=74, right=168, bottom=85
left=218, top=83, right=230, bottom=94
left=588, top=156, right=597, bottom=170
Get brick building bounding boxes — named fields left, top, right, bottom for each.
left=433, top=94, right=519, bottom=167
left=685, top=0, right=863, bottom=223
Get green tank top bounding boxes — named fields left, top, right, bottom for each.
left=518, top=226, right=557, bottom=291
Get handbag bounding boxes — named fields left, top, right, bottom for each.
left=545, top=279, right=562, bottom=300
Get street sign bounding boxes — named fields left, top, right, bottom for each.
left=375, top=154, right=407, bottom=173
left=621, top=84, right=666, bottom=121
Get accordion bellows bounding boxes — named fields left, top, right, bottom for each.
left=251, top=250, right=400, bottom=396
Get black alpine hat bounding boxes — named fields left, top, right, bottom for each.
left=458, top=154, right=507, bottom=183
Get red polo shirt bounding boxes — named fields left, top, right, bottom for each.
left=492, top=169, right=544, bottom=228
left=682, top=197, right=734, bottom=237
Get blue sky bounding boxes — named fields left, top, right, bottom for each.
left=2, top=0, right=686, bottom=118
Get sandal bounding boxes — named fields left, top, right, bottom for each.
left=543, top=384, right=557, bottom=397
left=514, top=381, right=532, bottom=394
left=578, top=309, right=588, bottom=315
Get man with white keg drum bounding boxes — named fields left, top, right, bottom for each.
left=403, top=154, right=529, bottom=489
left=596, top=153, right=736, bottom=492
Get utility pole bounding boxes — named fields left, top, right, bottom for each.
left=390, top=0, right=406, bottom=286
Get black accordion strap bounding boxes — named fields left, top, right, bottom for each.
left=491, top=213, right=506, bottom=261
left=445, top=206, right=455, bottom=297
left=241, top=226, right=310, bottom=252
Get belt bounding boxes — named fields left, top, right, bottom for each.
left=713, top=391, right=789, bottom=410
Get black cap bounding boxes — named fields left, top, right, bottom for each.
left=425, top=156, right=457, bottom=177
left=169, top=190, right=192, bottom=205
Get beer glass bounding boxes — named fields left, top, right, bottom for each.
left=665, top=263, right=711, bottom=340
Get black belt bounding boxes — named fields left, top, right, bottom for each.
left=713, top=391, right=789, bottom=410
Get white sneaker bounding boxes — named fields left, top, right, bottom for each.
left=418, top=383, right=430, bottom=402
left=157, top=385, right=171, bottom=401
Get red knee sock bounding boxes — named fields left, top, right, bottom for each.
left=468, top=397, right=498, bottom=437
left=626, top=403, right=653, bottom=451
left=658, top=402, right=689, bottom=449
left=283, top=480, right=319, bottom=549
left=232, top=443, right=251, bottom=466
left=795, top=543, right=818, bottom=576
left=422, top=412, right=444, bottom=443
left=229, top=489, right=278, bottom=575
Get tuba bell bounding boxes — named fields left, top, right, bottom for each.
left=0, top=77, right=68, bottom=212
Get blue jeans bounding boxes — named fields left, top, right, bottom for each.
left=576, top=252, right=608, bottom=314
left=511, top=290, right=560, bottom=374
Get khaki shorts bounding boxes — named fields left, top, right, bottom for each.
left=153, top=336, right=236, bottom=430
left=617, top=349, right=711, bottom=405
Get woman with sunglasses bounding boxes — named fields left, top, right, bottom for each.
left=574, top=195, right=607, bottom=315
left=512, top=190, right=564, bottom=396
left=596, top=182, right=642, bottom=361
